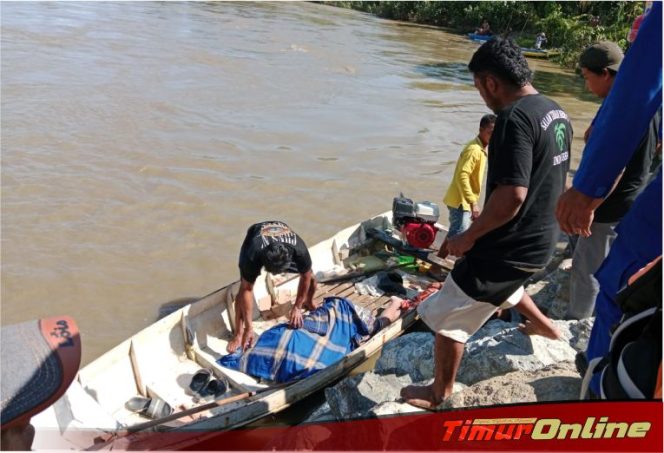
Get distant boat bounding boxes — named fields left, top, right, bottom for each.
left=521, top=48, right=561, bottom=59
left=466, top=33, right=560, bottom=59
left=467, top=32, right=493, bottom=42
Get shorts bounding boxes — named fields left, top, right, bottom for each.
left=451, top=256, right=539, bottom=305
left=417, top=257, right=538, bottom=343
left=418, top=275, right=523, bottom=343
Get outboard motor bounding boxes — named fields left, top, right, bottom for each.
left=392, top=194, right=440, bottom=249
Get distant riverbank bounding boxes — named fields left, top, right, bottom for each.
left=323, top=1, right=644, bottom=68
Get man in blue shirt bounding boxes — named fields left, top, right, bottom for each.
left=556, top=1, right=662, bottom=395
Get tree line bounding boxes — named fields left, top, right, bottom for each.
left=322, top=1, right=644, bottom=68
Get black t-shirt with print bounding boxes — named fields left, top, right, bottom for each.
left=238, top=221, right=312, bottom=284
left=466, top=94, right=572, bottom=267
left=594, top=108, right=661, bottom=223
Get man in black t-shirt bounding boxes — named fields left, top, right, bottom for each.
left=228, top=221, right=317, bottom=353
left=402, top=38, right=566, bottom=410
left=566, top=41, right=660, bottom=320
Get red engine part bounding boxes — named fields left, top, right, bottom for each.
left=401, top=221, right=437, bottom=249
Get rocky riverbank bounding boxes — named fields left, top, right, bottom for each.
left=305, top=257, right=592, bottom=422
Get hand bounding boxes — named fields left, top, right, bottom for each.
left=556, top=187, right=598, bottom=237
left=288, top=306, right=304, bottom=329
left=471, top=204, right=481, bottom=220
left=447, top=231, right=475, bottom=257
left=241, top=328, right=255, bottom=351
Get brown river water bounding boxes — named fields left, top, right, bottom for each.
left=1, top=2, right=600, bottom=365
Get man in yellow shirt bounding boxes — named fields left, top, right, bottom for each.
left=443, top=114, right=496, bottom=238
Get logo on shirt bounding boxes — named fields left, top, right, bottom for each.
left=554, top=123, right=567, bottom=152
left=259, top=222, right=297, bottom=247
left=540, top=109, right=569, bottom=131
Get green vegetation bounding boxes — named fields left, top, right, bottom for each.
left=323, top=1, right=644, bottom=68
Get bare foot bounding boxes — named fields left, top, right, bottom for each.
left=400, top=384, right=444, bottom=411
left=519, top=319, right=561, bottom=340
left=379, top=297, right=404, bottom=323
left=227, top=333, right=243, bottom=353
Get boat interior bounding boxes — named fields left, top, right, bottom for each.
left=32, top=213, right=451, bottom=448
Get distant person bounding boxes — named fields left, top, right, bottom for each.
left=566, top=41, right=659, bottom=320
left=1, top=316, right=82, bottom=450
left=475, top=18, right=492, bottom=35
left=443, top=114, right=496, bottom=236
left=401, top=38, right=566, bottom=410
left=228, top=221, right=317, bottom=353
left=534, top=32, right=547, bottom=50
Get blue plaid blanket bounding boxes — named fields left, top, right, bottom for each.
left=218, top=297, right=372, bottom=383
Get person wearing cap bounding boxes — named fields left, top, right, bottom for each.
left=565, top=41, right=660, bottom=321
left=1, top=316, right=82, bottom=450
left=228, top=221, right=317, bottom=353
left=556, top=1, right=661, bottom=396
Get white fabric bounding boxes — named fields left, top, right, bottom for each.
left=417, top=275, right=522, bottom=343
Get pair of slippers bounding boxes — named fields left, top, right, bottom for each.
left=125, top=395, right=173, bottom=420
left=189, top=369, right=228, bottom=399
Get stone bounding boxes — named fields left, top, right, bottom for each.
left=302, top=401, right=336, bottom=423
left=442, top=362, right=581, bottom=409
left=374, top=332, right=434, bottom=381
left=325, top=372, right=413, bottom=420
left=457, top=320, right=579, bottom=385
left=369, top=401, right=425, bottom=417
left=567, top=317, right=594, bottom=352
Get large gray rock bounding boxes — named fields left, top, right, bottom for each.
left=457, top=320, right=580, bottom=385
left=302, top=401, right=336, bottom=423
left=374, top=332, right=434, bottom=381
left=369, top=401, right=425, bottom=417
left=443, top=362, right=581, bottom=409
left=376, top=318, right=585, bottom=387
left=325, top=372, right=413, bottom=419
left=326, top=373, right=467, bottom=420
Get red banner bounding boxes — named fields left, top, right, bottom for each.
left=107, top=400, right=663, bottom=451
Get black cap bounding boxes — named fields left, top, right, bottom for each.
left=579, top=41, right=623, bottom=72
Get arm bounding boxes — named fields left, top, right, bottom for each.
left=456, top=149, right=482, bottom=218
left=556, top=168, right=625, bottom=237
left=446, top=184, right=527, bottom=257
left=235, top=279, right=254, bottom=350
left=289, top=270, right=316, bottom=329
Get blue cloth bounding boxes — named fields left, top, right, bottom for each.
left=573, top=2, right=662, bottom=199
left=587, top=171, right=662, bottom=393
left=447, top=206, right=471, bottom=238
left=218, top=297, right=372, bottom=383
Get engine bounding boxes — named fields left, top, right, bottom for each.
left=392, top=194, right=440, bottom=249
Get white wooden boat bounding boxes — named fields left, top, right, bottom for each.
left=32, top=212, right=448, bottom=450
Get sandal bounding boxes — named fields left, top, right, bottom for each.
left=200, top=377, right=229, bottom=398
left=125, top=396, right=151, bottom=413
left=144, top=396, right=173, bottom=419
left=189, top=369, right=213, bottom=394
left=125, top=395, right=173, bottom=419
